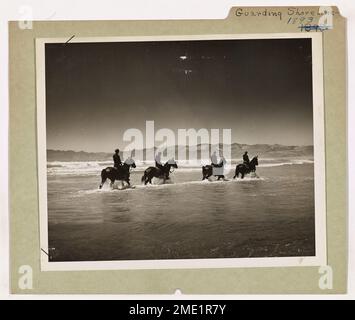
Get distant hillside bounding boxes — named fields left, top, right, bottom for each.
left=230, top=143, right=313, bottom=158
left=47, top=150, right=112, bottom=162
left=47, top=143, right=313, bottom=162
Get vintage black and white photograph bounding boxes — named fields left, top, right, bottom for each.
left=37, top=34, right=326, bottom=269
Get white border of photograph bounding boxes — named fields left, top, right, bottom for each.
left=36, top=33, right=326, bottom=271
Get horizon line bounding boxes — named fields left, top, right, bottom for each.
left=47, top=142, right=314, bottom=154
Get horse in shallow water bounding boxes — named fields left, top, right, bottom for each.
left=233, top=156, right=259, bottom=179
left=141, top=159, right=178, bottom=185
left=202, top=158, right=227, bottom=181
left=99, top=158, right=136, bottom=189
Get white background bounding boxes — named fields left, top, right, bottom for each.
left=0, top=0, right=354, bottom=300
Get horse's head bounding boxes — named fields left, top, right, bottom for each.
left=167, top=158, right=178, bottom=169
left=124, top=158, right=136, bottom=168
left=251, top=156, right=259, bottom=166
left=163, top=159, right=178, bottom=174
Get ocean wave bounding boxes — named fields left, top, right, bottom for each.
left=259, top=159, right=314, bottom=168
left=48, top=159, right=314, bottom=176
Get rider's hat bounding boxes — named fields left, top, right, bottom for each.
left=115, top=149, right=120, bottom=153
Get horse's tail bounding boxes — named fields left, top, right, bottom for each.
left=141, top=172, right=146, bottom=183
left=202, top=166, right=206, bottom=180
left=99, top=169, right=107, bottom=189
left=233, top=166, right=239, bottom=179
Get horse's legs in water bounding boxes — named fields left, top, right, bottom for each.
left=241, top=173, right=245, bottom=179
left=125, top=178, right=131, bottom=187
left=203, top=167, right=212, bottom=180
left=99, top=177, right=105, bottom=189
left=109, top=178, right=115, bottom=188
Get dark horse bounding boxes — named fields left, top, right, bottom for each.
left=202, top=158, right=227, bottom=181
left=99, top=158, right=136, bottom=189
left=233, top=156, right=259, bottom=179
left=141, top=159, right=178, bottom=185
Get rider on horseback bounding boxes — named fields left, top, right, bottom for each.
left=99, top=154, right=136, bottom=189
left=141, top=158, right=178, bottom=185
left=233, top=153, right=259, bottom=179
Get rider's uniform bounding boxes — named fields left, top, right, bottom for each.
left=213, top=157, right=226, bottom=176
left=113, top=153, right=122, bottom=169
left=243, top=154, right=250, bottom=170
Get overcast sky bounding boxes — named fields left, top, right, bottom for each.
left=45, top=38, right=313, bottom=152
